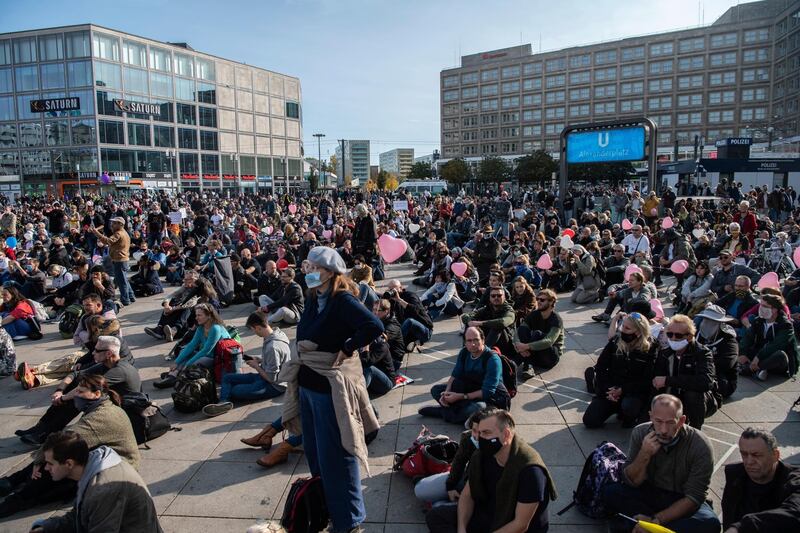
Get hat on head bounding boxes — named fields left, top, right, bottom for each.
left=89, top=264, right=105, bottom=274
left=628, top=299, right=656, bottom=320
left=482, top=225, right=493, bottom=233
left=110, top=217, right=125, bottom=224
left=695, top=303, right=734, bottom=322
left=718, top=249, right=732, bottom=257
left=306, top=246, right=347, bottom=274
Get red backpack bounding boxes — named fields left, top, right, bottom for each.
left=213, top=338, right=243, bottom=382
left=393, top=426, right=459, bottom=480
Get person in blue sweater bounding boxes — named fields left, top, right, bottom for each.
left=155, top=303, right=230, bottom=387
left=289, top=246, right=383, bottom=533
left=418, top=326, right=509, bottom=423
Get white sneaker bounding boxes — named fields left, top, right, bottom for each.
left=756, top=370, right=768, bottom=381
left=164, top=325, right=174, bottom=342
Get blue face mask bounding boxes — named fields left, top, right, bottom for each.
left=305, top=271, right=322, bottom=289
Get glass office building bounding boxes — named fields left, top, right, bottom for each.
left=0, top=24, right=303, bottom=200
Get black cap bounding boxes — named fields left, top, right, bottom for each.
left=89, top=265, right=105, bottom=274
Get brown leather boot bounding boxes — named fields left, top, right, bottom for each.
left=240, top=426, right=277, bottom=449
left=256, top=441, right=294, bottom=467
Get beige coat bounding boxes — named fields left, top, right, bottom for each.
left=280, top=340, right=379, bottom=475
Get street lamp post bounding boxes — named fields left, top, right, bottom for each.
left=313, top=133, right=325, bottom=189
left=768, top=127, right=775, bottom=152
left=282, top=157, right=288, bottom=196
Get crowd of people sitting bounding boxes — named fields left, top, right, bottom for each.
left=0, top=180, right=796, bottom=532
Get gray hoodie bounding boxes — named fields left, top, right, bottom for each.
left=260, top=327, right=291, bottom=389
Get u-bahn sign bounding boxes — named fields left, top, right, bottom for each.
left=566, top=126, right=646, bottom=164
left=29, top=97, right=80, bottom=113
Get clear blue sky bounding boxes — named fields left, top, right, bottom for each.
left=1, top=0, right=741, bottom=163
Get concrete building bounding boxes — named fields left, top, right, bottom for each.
left=0, top=23, right=303, bottom=200
left=440, top=0, right=800, bottom=166
left=379, top=147, right=414, bottom=177
left=335, top=139, right=370, bottom=186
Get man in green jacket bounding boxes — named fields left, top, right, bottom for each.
left=424, top=408, right=557, bottom=533
left=464, top=286, right=516, bottom=356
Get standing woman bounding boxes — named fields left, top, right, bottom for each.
left=280, top=246, right=383, bottom=533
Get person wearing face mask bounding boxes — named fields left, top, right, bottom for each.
left=279, top=246, right=383, bottom=533
left=0, top=374, right=141, bottom=520
left=570, top=244, right=602, bottom=304
left=716, top=275, right=760, bottom=336
left=415, top=408, right=488, bottom=512
left=651, top=315, right=718, bottom=429
left=738, top=294, right=800, bottom=382
left=414, top=242, right=452, bottom=288
left=715, top=222, right=751, bottom=261
left=473, top=225, right=501, bottom=287
left=258, top=267, right=304, bottom=325
left=602, top=394, right=719, bottom=533
left=583, top=312, right=657, bottom=429
left=694, top=304, right=739, bottom=400
left=425, top=408, right=557, bottom=533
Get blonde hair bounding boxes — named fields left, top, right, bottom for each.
left=618, top=313, right=652, bottom=354
left=667, top=314, right=696, bottom=337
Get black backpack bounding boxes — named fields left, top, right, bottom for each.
left=557, top=441, right=627, bottom=518
left=280, top=476, right=329, bottom=533
left=171, top=365, right=217, bottom=413
left=458, top=348, right=517, bottom=409
left=59, top=304, right=83, bottom=339
left=122, top=392, right=174, bottom=447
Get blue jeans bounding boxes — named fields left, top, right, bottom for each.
left=401, top=318, right=432, bottom=346
left=220, top=373, right=284, bottom=403
left=112, top=261, right=135, bottom=305
left=358, top=283, right=379, bottom=309
left=430, top=383, right=486, bottom=424
left=2, top=314, right=31, bottom=338
left=602, top=482, right=720, bottom=533
left=363, top=365, right=394, bottom=398
left=427, top=301, right=460, bottom=320
left=299, top=386, right=365, bottom=532
left=493, top=220, right=509, bottom=239
left=270, top=416, right=302, bottom=447
left=446, top=231, right=465, bottom=248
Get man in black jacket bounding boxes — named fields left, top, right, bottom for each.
left=695, top=304, right=739, bottom=400
left=652, top=314, right=718, bottom=429
left=722, top=427, right=800, bottom=532
left=472, top=226, right=500, bottom=287
left=385, top=279, right=433, bottom=351
left=254, top=260, right=281, bottom=307
left=373, top=298, right=406, bottom=371
left=258, top=267, right=304, bottom=325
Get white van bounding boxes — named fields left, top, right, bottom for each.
left=398, top=180, right=448, bottom=196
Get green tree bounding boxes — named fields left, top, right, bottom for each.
left=375, top=169, right=390, bottom=190
left=406, top=161, right=432, bottom=180
left=329, top=154, right=339, bottom=175
left=440, top=158, right=471, bottom=186
left=514, top=150, right=557, bottom=184
left=567, top=161, right=636, bottom=182
left=477, top=156, right=511, bottom=185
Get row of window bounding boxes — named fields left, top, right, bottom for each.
left=0, top=148, right=98, bottom=176
left=0, top=120, right=94, bottom=148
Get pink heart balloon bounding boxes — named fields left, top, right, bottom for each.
left=377, top=234, right=407, bottom=263
left=650, top=208, right=657, bottom=216
left=561, top=228, right=575, bottom=238
left=288, top=203, right=297, bottom=214
left=265, top=226, right=273, bottom=235
left=624, top=264, right=643, bottom=281
left=757, top=271, right=780, bottom=290
left=451, top=262, right=467, bottom=277
left=670, top=259, right=688, bottom=274
left=793, top=246, right=800, bottom=268
left=322, top=229, right=332, bottom=239
left=649, top=298, right=664, bottom=320
left=536, top=253, right=553, bottom=270
left=662, top=216, right=674, bottom=229
left=622, top=219, right=633, bottom=231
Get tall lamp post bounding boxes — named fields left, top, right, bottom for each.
left=313, top=133, right=325, bottom=189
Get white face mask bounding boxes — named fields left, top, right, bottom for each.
left=668, top=339, right=689, bottom=351
left=758, top=306, right=774, bottom=321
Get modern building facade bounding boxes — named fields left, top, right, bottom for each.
left=439, top=0, right=800, bottom=167
left=379, top=148, right=414, bottom=177
left=335, top=139, right=370, bottom=186
left=0, top=23, right=303, bottom=200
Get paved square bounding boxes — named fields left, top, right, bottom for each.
left=1, top=262, right=798, bottom=533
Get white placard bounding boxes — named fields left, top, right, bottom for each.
left=168, top=211, right=182, bottom=224
left=393, top=200, right=409, bottom=211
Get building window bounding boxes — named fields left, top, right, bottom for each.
left=569, top=87, right=590, bottom=101
left=98, top=120, right=124, bottom=144
left=122, top=40, right=146, bottom=67
left=481, top=69, right=498, bottom=82
left=678, top=37, right=705, bottom=53
left=678, top=74, right=704, bottom=89
left=38, top=34, right=63, bottom=61
left=522, top=109, right=541, bottom=121
left=481, top=84, right=498, bottom=96
left=501, top=65, right=520, bottom=78
left=123, top=67, right=148, bottom=94
left=594, top=84, right=616, bottom=98
left=65, top=60, right=91, bottom=88
left=621, top=63, right=644, bottom=78
left=621, top=81, right=643, bottom=95
left=545, top=107, right=565, bottom=119
left=501, top=127, right=519, bottom=137
left=176, top=103, right=196, bottom=125
left=569, top=104, right=589, bottom=117
left=0, top=69, right=10, bottom=94
left=14, top=65, right=38, bottom=92
left=501, top=96, right=519, bottom=109
left=149, top=47, right=172, bottom=72
left=501, top=112, right=519, bottom=123
left=178, top=128, right=197, bottom=149
left=677, top=112, right=702, bottom=125
left=150, top=72, right=173, bottom=98
left=594, top=102, right=616, bottom=114
left=710, top=32, right=738, bottom=48
left=461, top=72, right=478, bottom=84
left=92, top=32, right=119, bottom=61
left=545, top=58, right=566, bottom=72
left=19, top=123, right=43, bottom=147
left=658, top=132, right=671, bottom=144
left=742, top=48, right=769, bottom=62
left=649, top=60, right=673, bottom=75
left=710, top=52, right=737, bottom=66
left=545, top=74, right=565, bottom=88
left=569, top=54, right=591, bottom=69
left=709, top=90, right=735, bottom=104
left=649, top=42, right=673, bottom=57
left=174, top=54, right=194, bottom=77
left=545, top=90, right=565, bottom=104
left=65, top=31, right=90, bottom=58
left=13, top=37, right=37, bottom=63
left=443, top=89, right=458, bottom=102
left=677, top=94, right=703, bottom=106
left=652, top=114, right=672, bottom=127
left=569, top=71, right=590, bottom=84
left=523, top=93, right=542, bottom=106
left=742, top=68, right=769, bottom=82
left=544, top=123, right=564, bottom=135
left=462, top=101, right=478, bottom=113
left=180, top=152, right=198, bottom=173
left=462, top=87, right=478, bottom=99
left=481, top=99, right=498, bottom=111
left=200, top=130, right=218, bottom=151
left=128, top=122, right=151, bottom=146
left=523, top=125, right=541, bottom=136
left=595, top=50, right=618, bottom=64
left=744, top=29, right=769, bottom=43
left=678, top=56, right=704, bottom=71
left=522, top=78, right=541, bottom=90
left=522, top=62, right=542, bottom=75
left=198, top=106, right=217, bottom=128
left=154, top=125, right=174, bottom=147
left=621, top=99, right=643, bottom=112
left=648, top=78, right=673, bottom=92
left=621, top=46, right=644, bottom=61
left=502, top=81, right=520, bottom=93
left=594, top=67, right=617, bottom=81
left=95, top=61, right=121, bottom=90
left=195, top=57, right=215, bottom=82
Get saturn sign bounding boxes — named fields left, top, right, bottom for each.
left=29, top=97, right=80, bottom=113
left=113, top=99, right=162, bottom=116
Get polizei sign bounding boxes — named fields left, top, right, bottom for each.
left=29, top=97, right=80, bottom=113
left=113, top=99, right=162, bottom=116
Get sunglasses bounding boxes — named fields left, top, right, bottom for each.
left=490, top=294, right=503, bottom=298
left=665, top=331, right=688, bottom=339
left=536, top=297, right=551, bottom=302
left=629, top=312, right=642, bottom=320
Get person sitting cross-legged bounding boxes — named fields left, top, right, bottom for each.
left=514, top=289, right=564, bottom=375
left=203, top=311, right=291, bottom=418
left=737, top=293, right=800, bottom=382
left=257, top=267, right=304, bottom=325
left=418, top=326, right=510, bottom=424
left=602, top=394, right=721, bottom=533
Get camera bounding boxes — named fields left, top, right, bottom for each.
left=383, top=289, right=398, bottom=299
